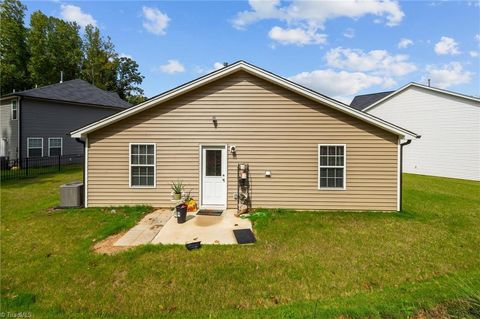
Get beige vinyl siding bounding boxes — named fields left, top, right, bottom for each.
left=87, top=71, right=399, bottom=210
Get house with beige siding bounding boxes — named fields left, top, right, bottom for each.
left=71, top=61, right=418, bottom=212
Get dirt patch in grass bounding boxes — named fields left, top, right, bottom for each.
left=92, top=231, right=132, bottom=255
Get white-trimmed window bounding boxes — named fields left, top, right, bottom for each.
left=27, top=138, right=43, bottom=157
left=318, top=144, right=346, bottom=190
left=11, top=100, right=17, bottom=120
left=48, top=137, right=63, bottom=156
left=129, top=143, right=156, bottom=187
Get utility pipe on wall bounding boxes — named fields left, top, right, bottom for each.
left=399, top=139, right=412, bottom=211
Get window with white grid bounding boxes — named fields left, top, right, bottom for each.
left=130, top=144, right=156, bottom=187
left=318, top=145, right=346, bottom=190
left=48, top=138, right=62, bottom=156
left=27, top=138, right=43, bottom=157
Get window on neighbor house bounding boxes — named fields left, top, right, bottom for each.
left=318, top=145, right=346, bottom=189
left=11, top=100, right=17, bottom=120
left=48, top=138, right=62, bottom=156
left=130, top=143, right=156, bottom=187
left=27, top=138, right=43, bottom=157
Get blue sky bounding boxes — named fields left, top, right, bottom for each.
left=24, top=0, right=480, bottom=102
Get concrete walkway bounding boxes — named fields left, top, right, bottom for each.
left=114, top=209, right=253, bottom=246
left=114, top=209, right=172, bottom=246
left=151, top=209, right=252, bottom=245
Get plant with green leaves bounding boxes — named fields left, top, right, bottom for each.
left=171, top=180, right=184, bottom=200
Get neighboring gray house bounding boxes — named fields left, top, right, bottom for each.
left=0, top=80, right=131, bottom=161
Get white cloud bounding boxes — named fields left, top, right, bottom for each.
left=119, top=53, right=133, bottom=59
left=232, top=0, right=403, bottom=47
left=289, top=69, right=392, bottom=103
left=194, top=62, right=226, bottom=74
left=325, top=47, right=417, bottom=76
left=434, top=36, right=460, bottom=55
left=470, top=51, right=479, bottom=58
left=158, top=60, right=185, bottom=74
left=60, top=4, right=97, bottom=28
left=422, top=62, right=473, bottom=89
left=398, top=38, right=413, bottom=49
left=233, top=0, right=404, bottom=29
left=475, top=34, right=480, bottom=43
left=268, top=26, right=326, bottom=46
left=142, top=6, right=170, bottom=36
left=343, top=28, right=355, bottom=39
left=212, top=62, right=224, bottom=71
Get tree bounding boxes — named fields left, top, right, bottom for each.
left=125, top=94, right=147, bottom=105
left=81, top=25, right=145, bottom=103
left=81, top=25, right=117, bottom=91
left=27, top=11, right=82, bottom=86
left=0, top=0, right=29, bottom=94
left=114, top=56, right=144, bottom=101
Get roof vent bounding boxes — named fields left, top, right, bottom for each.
left=223, top=62, right=228, bottom=67
left=60, top=71, right=64, bottom=83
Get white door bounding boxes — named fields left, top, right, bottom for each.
left=201, top=146, right=227, bottom=208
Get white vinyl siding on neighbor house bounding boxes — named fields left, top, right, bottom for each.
left=318, top=144, right=346, bottom=190
left=48, top=137, right=63, bottom=156
left=129, top=143, right=156, bottom=188
left=27, top=137, right=43, bottom=157
left=367, top=86, right=480, bottom=181
left=11, top=100, right=18, bottom=120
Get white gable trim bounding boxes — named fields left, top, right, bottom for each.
left=71, top=61, right=419, bottom=139
left=363, top=82, right=480, bottom=112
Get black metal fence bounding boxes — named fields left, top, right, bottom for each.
left=1, top=154, right=84, bottom=181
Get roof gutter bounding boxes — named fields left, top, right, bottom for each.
left=75, top=137, right=86, bottom=207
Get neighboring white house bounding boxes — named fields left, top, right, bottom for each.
left=350, top=83, right=480, bottom=181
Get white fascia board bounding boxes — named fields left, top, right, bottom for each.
left=71, top=61, right=419, bottom=139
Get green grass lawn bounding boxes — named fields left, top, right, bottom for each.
left=1, top=169, right=479, bottom=318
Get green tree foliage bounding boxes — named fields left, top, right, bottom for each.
left=81, top=25, right=145, bottom=102
left=115, top=56, right=144, bottom=101
left=27, top=11, right=82, bottom=86
left=126, top=94, right=147, bottom=105
left=0, top=0, right=29, bottom=94
left=81, top=25, right=117, bottom=91
left=1, top=0, right=145, bottom=102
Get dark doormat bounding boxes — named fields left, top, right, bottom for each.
left=196, top=209, right=223, bottom=216
left=233, top=229, right=256, bottom=244
left=185, top=241, right=201, bottom=250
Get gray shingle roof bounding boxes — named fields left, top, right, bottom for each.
left=350, top=91, right=394, bottom=111
left=9, top=79, right=131, bottom=109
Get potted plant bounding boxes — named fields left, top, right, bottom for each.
left=171, top=181, right=184, bottom=200
left=183, top=191, right=197, bottom=212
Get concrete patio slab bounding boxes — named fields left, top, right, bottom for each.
left=151, top=209, right=252, bottom=245
left=114, top=209, right=172, bottom=246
